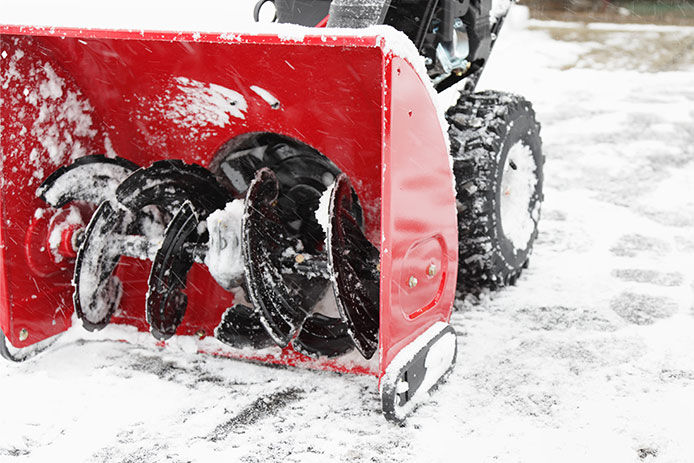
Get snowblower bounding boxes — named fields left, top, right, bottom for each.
left=0, top=0, right=543, bottom=421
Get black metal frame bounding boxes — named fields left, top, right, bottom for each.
left=261, top=0, right=509, bottom=92
left=382, top=0, right=502, bottom=91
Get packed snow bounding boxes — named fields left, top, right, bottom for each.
left=490, top=0, right=513, bottom=23
left=205, top=201, right=246, bottom=290
left=499, top=141, right=538, bottom=251
left=37, top=161, right=135, bottom=208
left=315, top=182, right=334, bottom=236
left=2, top=2, right=694, bottom=463
left=47, top=205, right=85, bottom=261
left=166, top=77, right=248, bottom=126
left=1, top=46, right=100, bottom=183
left=249, top=85, right=281, bottom=110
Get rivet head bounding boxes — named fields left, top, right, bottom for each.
left=19, top=328, right=29, bottom=341
left=195, top=330, right=206, bottom=339
left=408, top=276, right=418, bottom=288
left=427, top=264, right=438, bottom=277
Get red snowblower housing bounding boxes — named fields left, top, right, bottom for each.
left=0, top=25, right=458, bottom=421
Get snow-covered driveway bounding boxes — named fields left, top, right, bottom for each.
left=2, top=9, right=694, bottom=463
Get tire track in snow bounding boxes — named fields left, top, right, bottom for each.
left=207, top=387, right=304, bottom=441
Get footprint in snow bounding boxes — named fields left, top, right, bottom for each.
left=610, top=292, right=678, bottom=326
left=611, top=269, right=684, bottom=287
left=660, top=368, right=694, bottom=384
left=541, top=209, right=567, bottom=222
left=637, top=447, right=659, bottom=461
left=513, top=305, right=618, bottom=332
left=610, top=234, right=671, bottom=258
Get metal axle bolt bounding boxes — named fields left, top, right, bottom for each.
left=19, top=328, right=28, bottom=341
left=408, top=276, right=418, bottom=288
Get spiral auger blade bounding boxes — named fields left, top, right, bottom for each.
left=125, top=162, right=233, bottom=339
left=241, top=168, right=313, bottom=347
left=73, top=201, right=130, bottom=331
left=237, top=168, right=377, bottom=359
left=35, top=154, right=140, bottom=331
left=216, top=304, right=276, bottom=350
left=146, top=201, right=199, bottom=340
left=116, top=159, right=231, bottom=216
left=38, top=153, right=380, bottom=359
left=37, top=154, right=139, bottom=208
left=68, top=158, right=234, bottom=335
left=327, top=174, right=380, bottom=360
left=211, top=145, right=358, bottom=356
left=292, top=313, right=355, bottom=358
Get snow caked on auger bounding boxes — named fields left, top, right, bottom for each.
left=0, top=0, right=543, bottom=421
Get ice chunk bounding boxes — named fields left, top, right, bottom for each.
left=315, top=183, right=334, bottom=236
left=250, top=85, right=280, bottom=109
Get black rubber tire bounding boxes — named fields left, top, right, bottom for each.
left=446, top=90, right=544, bottom=295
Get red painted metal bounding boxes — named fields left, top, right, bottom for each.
left=0, top=25, right=456, bottom=379
left=379, top=56, right=458, bottom=375
left=315, top=15, right=330, bottom=27
left=57, top=224, right=81, bottom=259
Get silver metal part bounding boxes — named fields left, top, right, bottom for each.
left=427, top=264, right=438, bottom=278
left=432, top=24, right=471, bottom=86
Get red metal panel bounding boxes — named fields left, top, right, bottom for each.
left=0, top=202, right=8, bottom=337
left=1, top=28, right=384, bottom=373
left=378, top=56, right=458, bottom=377
left=1, top=35, right=110, bottom=345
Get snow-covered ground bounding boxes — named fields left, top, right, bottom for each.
left=2, top=3, right=694, bottom=462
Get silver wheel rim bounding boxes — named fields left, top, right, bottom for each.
left=499, top=141, right=538, bottom=252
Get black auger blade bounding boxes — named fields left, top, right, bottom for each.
left=327, top=174, right=380, bottom=359
left=215, top=304, right=275, bottom=350
left=73, top=201, right=130, bottom=331
left=116, top=160, right=231, bottom=217
left=146, top=201, right=199, bottom=340
left=293, top=313, right=355, bottom=358
left=114, top=161, right=234, bottom=338
left=37, top=154, right=139, bottom=208
left=241, top=168, right=311, bottom=347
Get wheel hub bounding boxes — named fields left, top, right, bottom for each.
left=499, top=141, right=538, bottom=251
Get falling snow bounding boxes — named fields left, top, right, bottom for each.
left=1, top=2, right=693, bottom=463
